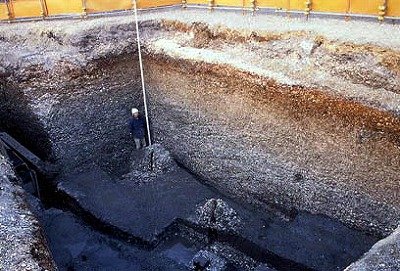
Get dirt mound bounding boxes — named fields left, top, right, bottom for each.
left=194, top=198, right=242, bottom=232
left=190, top=22, right=214, bottom=48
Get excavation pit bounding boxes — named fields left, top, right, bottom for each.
left=0, top=9, right=399, bottom=271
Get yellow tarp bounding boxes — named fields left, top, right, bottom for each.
left=386, top=0, right=400, bottom=17
left=257, top=0, right=398, bottom=17
left=45, top=0, right=82, bottom=15
left=257, top=0, right=287, bottom=9
left=9, top=0, right=42, bottom=18
left=137, top=0, right=181, bottom=9
left=0, top=3, right=9, bottom=20
left=1, top=0, right=399, bottom=20
left=186, top=0, right=207, bottom=5
left=312, top=0, right=348, bottom=13
left=186, top=0, right=284, bottom=8
left=350, top=0, right=381, bottom=15
left=287, top=0, right=305, bottom=11
left=85, top=0, right=132, bottom=13
left=214, top=0, right=244, bottom=7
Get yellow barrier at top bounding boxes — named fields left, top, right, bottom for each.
left=350, top=0, right=382, bottom=15
left=0, top=0, right=399, bottom=22
left=85, top=0, right=132, bottom=13
left=0, top=0, right=182, bottom=20
left=8, top=0, right=42, bottom=18
left=387, top=0, right=400, bottom=17
left=46, top=0, right=83, bottom=15
left=137, top=0, right=182, bottom=8
left=0, top=3, right=9, bottom=20
left=187, top=0, right=400, bottom=18
left=310, top=0, right=348, bottom=13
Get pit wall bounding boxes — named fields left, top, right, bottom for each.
left=1, top=0, right=399, bottom=21
left=0, top=82, right=53, bottom=161
left=0, top=151, right=56, bottom=271
left=1, top=19, right=399, bottom=237
left=142, top=55, right=400, bottom=237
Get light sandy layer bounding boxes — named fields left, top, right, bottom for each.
left=140, top=8, right=400, bottom=50
left=0, top=8, right=399, bottom=49
left=0, top=8, right=399, bottom=116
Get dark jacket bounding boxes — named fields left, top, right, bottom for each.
left=129, top=116, right=145, bottom=139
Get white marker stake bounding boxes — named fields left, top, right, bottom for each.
left=133, top=0, right=152, bottom=146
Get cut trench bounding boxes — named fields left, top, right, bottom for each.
left=3, top=139, right=379, bottom=271
left=1, top=51, right=398, bottom=270
left=0, top=81, right=53, bottom=161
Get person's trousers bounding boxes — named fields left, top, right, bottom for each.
left=134, top=137, right=146, bottom=150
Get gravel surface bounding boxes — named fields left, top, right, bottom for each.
left=194, top=198, right=242, bottom=232
left=345, top=226, right=400, bottom=271
left=0, top=153, right=55, bottom=271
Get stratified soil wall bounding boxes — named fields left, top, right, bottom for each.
left=143, top=56, right=400, bottom=236
left=0, top=13, right=399, bottom=237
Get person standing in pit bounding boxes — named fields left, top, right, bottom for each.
left=129, top=108, right=146, bottom=150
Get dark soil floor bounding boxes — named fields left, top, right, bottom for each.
left=42, top=147, right=379, bottom=271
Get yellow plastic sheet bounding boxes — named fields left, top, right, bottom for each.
left=214, top=0, right=243, bottom=7
left=137, top=0, right=181, bottom=9
left=386, top=0, right=400, bottom=17
left=287, top=0, right=304, bottom=11
left=312, top=0, right=348, bottom=13
left=1, top=0, right=399, bottom=21
left=186, top=0, right=208, bottom=5
left=85, top=0, right=132, bottom=13
left=45, top=0, right=82, bottom=15
left=0, top=3, right=9, bottom=20
left=257, top=0, right=286, bottom=9
left=9, top=0, right=42, bottom=18
left=349, top=0, right=381, bottom=15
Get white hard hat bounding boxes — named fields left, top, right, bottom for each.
left=131, top=108, right=139, bottom=115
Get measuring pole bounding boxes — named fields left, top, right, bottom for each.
left=133, top=0, right=152, bottom=146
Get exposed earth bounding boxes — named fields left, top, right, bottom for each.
left=0, top=7, right=399, bottom=271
